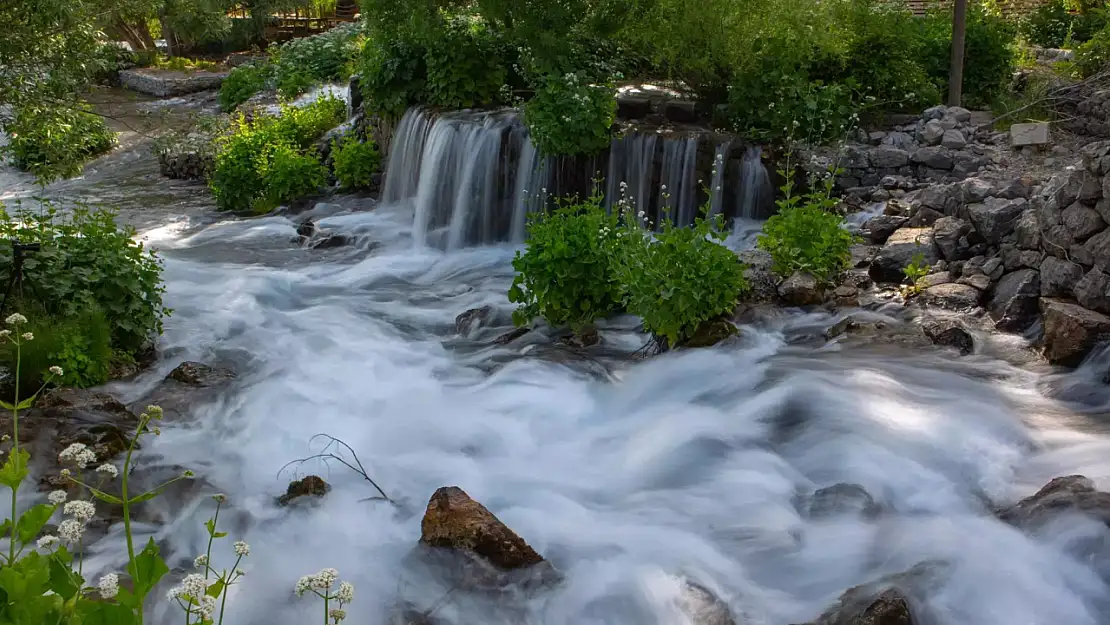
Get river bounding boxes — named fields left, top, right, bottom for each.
left=5, top=90, right=1110, bottom=625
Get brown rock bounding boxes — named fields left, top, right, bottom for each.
left=685, top=319, right=737, bottom=348
left=456, top=306, right=493, bottom=335
left=420, top=486, right=544, bottom=570
left=997, top=475, right=1110, bottom=529
left=920, top=283, right=982, bottom=310
left=1040, top=297, right=1110, bottom=366
left=278, top=475, right=330, bottom=506
left=138, top=362, right=235, bottom=423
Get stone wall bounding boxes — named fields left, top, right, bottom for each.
left=120, top=69, right=228, bottom=98
left=862, top=141, right=1110, bottom=366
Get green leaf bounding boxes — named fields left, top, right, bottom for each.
left=0, top=449, right=30, bottom=490
left=16, top=504, right=56, bottom=544
left=15, top=396, right=35, bottom=411
left=81, top=600, right=137, bottom=625
left=84, top=484, right=124, bottom=505
left=206, top=578, right=226, bottom=598
left=127, top=537, right=169, bottom=599
left=47, top=553, right=81, bottom=600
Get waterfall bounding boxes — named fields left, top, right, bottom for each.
left=738, top=146, right=773, bottom=220
left=658, top=137, right=699, bottom=226
left=382, top=107, right=544, bottom=249
left=605, top=134, right=657, bottom=214
left=708, top=141, right=731, bottom=218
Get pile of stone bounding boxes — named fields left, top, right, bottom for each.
left=155, top=132, right=217, bottom=181
left=825, top=105, right=999, bottom=202
left=859, top=139, right=1110, bottom=366
left=119, top=68, right=229, bottom=98
left=1057, top=81, right=1110, bottom=139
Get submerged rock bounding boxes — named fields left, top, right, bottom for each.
left=997, top=475, right=1110, bottom=529
left=139, top=362, right=236, bottom=422
left=920, top=318, right=974, bottom=355
left=278, top=475, right=331, bottom=506
left=685, top=319, right=737, bottom=348
left=920, top=283, right=982, bottom=311
left=456, top=306, right=494, bottom=335
left=678, top=579, right=737, bottom=625
left=808, top=483, right=880, bottom=519
left=420, top=486, right=545, bottom=570
left=797, top=561, right=948, bottom=625
left=779, top=271, right=824, bottom=306
left=1041, top=298, right=1110, bottom=366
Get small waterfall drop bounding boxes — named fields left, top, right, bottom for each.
left=382, top=107, right=544, bottom=249
left=658, top=137, right=699, bottom=226
left=605, top=134, right=658, bottom=213
left=738, top=146, right=774, bottom=220
left=708, top=141, right=732, bottom=218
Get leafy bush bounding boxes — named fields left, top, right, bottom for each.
left=509, top=197, right=623, bottom=331
left=0, top=309, right=113, bottom=394
left=524, top=72, right=616, bottom=156
left=332, top=136, right=381, bottom=190
left=1076, top=24, right=1110, bottom=76
left=358, top=36, right=429, bottom=118
left=757, top=171, right=856, bottom=283
left=1023, top=0, right=1108, bottom=48
left=255, top=142, right=328, bottom=211
left=727, top=70, right=854, bottom=144
left=219, top=62, right=271, bottom=112
left=614, top=209, right=748, bottom=348
left=270, top=21, right=362, bottom=98
left=423, top=16, right=510, bottom=109
left=209, top=95, right=345, bottom=212
left=918, top=3, right=1016, bottom=107
left=2, top=105, right=117, bottom=183
left=0, top=203, right=167, bottom=353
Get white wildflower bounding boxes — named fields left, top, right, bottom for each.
left=295, top=575, right=313, bottom=596
left=74, top=448, right=96, bottom=469
left=47, top=490, right=67, bottom=505
left=234, top=540, right=250, bottom=557
left=194, top=554, right=209, bottom=569
left=36, top=535, right=58, bottom=549
left=21, top=332, right=32, bottom=341
left=234, top=568, right=246, bottom=577
left=181, top=573, right=208, bottom=598
left=58, top=443, right=88, bottom=463
left=48, top=366, right=63, bottom=376
left=98, top=573, right=119, bottom=599
left=312, top=568, right=339, bottom=590
left=336, top=581, right=354, bottom=604
left=64, top=500, right=96, bottom=523
left=60, top=468, right=70, bottom=477
left=0, top=434, right=8, bottom=442
left=329, top=608, right=347, bottom=623
left=58, top=519, right=84, bottom=543
left=5, top=313, right=27, bottom=325
left=166, top=586, right=183, bottom=602
left=96, top=463, right=118, bottom=479
left=198, top=595, right=216, bottom=621
left=0, top=330, right=10, bottom=339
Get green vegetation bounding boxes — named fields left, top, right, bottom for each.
left=210, top=95, right=345, bottom=212
left=510, top=191, right=748, bottom=348
left=0, top=204, right=167, bottom=388
left=332, top=135, right=381, bottom=190
left=524, top=72, right=616, bottom=156
left=902, top=252, right=930, bottom=297
left=2, top=105, right=118, bottom=184
left=758, top=169, right=857, bottom=284
left=219, top=62, right=271, bottom=111
left=1021, top=0, right=1108, bottom=49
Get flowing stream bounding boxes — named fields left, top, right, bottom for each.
left=6, top=92, right=1110, bottom=625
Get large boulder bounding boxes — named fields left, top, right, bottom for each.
left=779, top=271, right=824, bottom=306
left=1062, top=202, right=1107, bottom=241
left=989, top=269, right=1041, bottom=332
left=137, top=362, right=236, bottom=422
left=921, top=317, right=974, bottom=355
left=920, top=283, right=982, bottom=311
left=808, top=483, right=880, bottom=519
left=931, top=217, right=970, bottom=261
left=869, top=146, right=910, bottom=169
left=1075, top=268, right=1110, bottom=314
left=997, top=475, right=1110, bottom=530
left=420, top=486, right=545, bottom=571
left=799, top=562, right=948, bottom=625
left=1014, top=209, right=1041, bottom=250
left=919, top=119, right=945, bottom=146
left=1084, top=228, right=1110, bottom=273
left=912, top=147, right=953, bottom=170
left=1041, top=297, right=1110, bottom=366
left=869, top=228, right=938, bottom=284
left=1040, top=257, right=1085, bottom=298
left=866, top=215, right=909, bottom=245
left=967, top=197, right=1027, bottom=244
left=738, top=250, right=778, bottom=303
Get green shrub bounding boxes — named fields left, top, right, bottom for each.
left=0, top=203, right=167, bottom=353
left=727, top=70, right=854, bottom=144
left=2, top=105, right=117, bottom=183
left=614, top=209, right=748, bottom=348
left=0, top=309, right=113, bottom=395
left=423, top=16, right=510, bottom=109
left=254, top=141, right=328, bottom=211
left=1023, top=0, right=1108, bottom=48
left=757, top=172, right=857, bottom=283
left=210, top=95, right=345, bottom=212
left=508, top=197, right=623, bottom=331
left=332, top=136, right=381, bottom=190
left=219, top=62, right=271, bottom=112
left=918, top=3, right=1016, bottom=107
left=1076, top=25, right=1110, bottom=76
left=270, top=21, right=363, bottom=98
left=358, top=36, right=429, bottom=118
left=523, top=72, right=616, bottom=156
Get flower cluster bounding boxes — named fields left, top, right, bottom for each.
left=58, top=442, right=97, bottom=469
left=296, top=568, right=354, bottom=623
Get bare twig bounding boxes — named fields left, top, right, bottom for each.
left=279, top=433, right=393, bottom=503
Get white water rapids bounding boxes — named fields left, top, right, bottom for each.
left=73, top=198, right=1110, bottom=625
left=6, top=90, right=1110, bottom=625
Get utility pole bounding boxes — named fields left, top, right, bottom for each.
left=948, top=0, right=968, bottom=107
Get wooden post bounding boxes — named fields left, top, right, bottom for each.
left=948, top=0, right=969, bottom=107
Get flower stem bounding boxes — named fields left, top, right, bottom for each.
left=203, top=501, right=222, bottom=582
left=121, top=413, right=149, bottom=625
left=7, top=337, right=21, bottom=565
left=216, top=554, right=243, bottom=625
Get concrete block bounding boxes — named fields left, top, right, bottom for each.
left=1011, top=122, right=1050, bottom=147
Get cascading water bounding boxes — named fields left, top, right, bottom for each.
left=606, top=134, right=658, bottom=214
left=707, top=141, right=732, bottom=218
left=738, top=146, right=773, bottom=220
left=382, top=107, right=544, bottom=249
left=657, top=137, right=699, bottom=226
